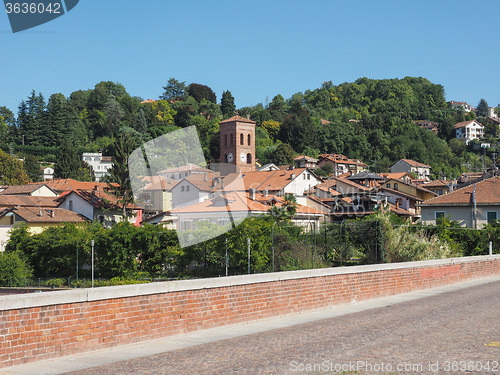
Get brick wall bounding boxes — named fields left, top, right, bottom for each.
left=1, top=255, right=499, bottom=368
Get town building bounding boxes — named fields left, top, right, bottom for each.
left=82, top=152, right=114, bottom=182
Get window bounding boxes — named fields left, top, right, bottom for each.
left=246, top=153, right=252, bottom=164
left=394, top=183, right=398, bottom=190
left=218, top=218, right=229, bottom=226
left=186, top=185, right=190, bottom=192
left=182, top=220, right=193, bottom=231
left=69, top=200, right=73, bottom=211
left=247, top=134, right=251, bottom=146
left=230, top=134, right=233, bottom=145
left=181, top=186, right=185, bottom=192
left=224, top=134, right=227, bottom=146
left=307, top=174, right=310, bottom=180
left=435, top=211, right=445, bottom=220
left=240, top=133, right=244, bottom=145
left=386, top=184, right=391, bottom=189
left=487, top=211, right=497, bottom=222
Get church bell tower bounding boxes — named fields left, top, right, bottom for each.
left=219, top=115, right=256, bottom=173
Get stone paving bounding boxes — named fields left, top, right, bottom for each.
left=63, top=279, right=500, bottom=375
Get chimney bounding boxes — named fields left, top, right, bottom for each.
left=249, top=188, right=256, bottom=200
left=50, top=210, right=55, bottom=218
left=291, top=173, right=296, bottom=180
left=263, top=189, right=268, bottom=197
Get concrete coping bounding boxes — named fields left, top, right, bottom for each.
left=1, top=255, right=499, bottom=312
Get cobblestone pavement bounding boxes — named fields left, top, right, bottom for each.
left=64, top=280, right=500, bottom=375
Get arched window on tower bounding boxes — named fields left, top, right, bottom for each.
left=247, top=153, right=252, bottom=164
left=224, top=134, right=227, bottom=146
left=230, top=133, right=233, bottom=145
left=247, top=134, right=251, bottom=146
left=240, top=133, right=244, bottom=145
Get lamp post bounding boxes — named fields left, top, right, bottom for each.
left=247, top=238, right=251, bottom=274
left=225, top=238, right=228, bottom=277
left=91, top=240, right=95, bottom=287
left=307, top=221, right=316, bottom=269
left=271, top=221, right=279, bottom=272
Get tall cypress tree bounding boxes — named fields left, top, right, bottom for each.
left=54, top=139, right=83, bottom=179
left=107, top=132, right=135, bottom=218
left=221, top=90, right=236, bottom=119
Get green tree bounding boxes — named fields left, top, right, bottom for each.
left=269, top=143, right=294, bottom=166
left=0, top=113, right=8, bottom=142
left=220, top=90, right=236, bottom=119
left=23, top=154, right=42, bottom=182
left=0, top=149, right=30, bottom=184
left=53, top=140, right=92, bottom=181
left=107, top=132, right=135, bottom=218
left=261, top=120, right=281, bottom=141
left=94, top=222, right=138, bottom=278
left=17, top=91, right=45, bottom=146
left=104, top=98, right=125, bottom=137
left=0, top=251, right=32, bottom=286
left=477, top=98, right=489, bottom=118
left=160, top=78, right=186, bottom=101
left=133, top=225, right=180, bottom=276
left=133, top=108, right=148, bottom=135
left=187, top=83, right=217, bottom=103
left=0, top=107, right=16, bottom=144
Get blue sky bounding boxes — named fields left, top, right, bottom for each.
left=1, top=0, right=500, bottom=116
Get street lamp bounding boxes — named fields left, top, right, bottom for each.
left=271, top=221, right=279, bottom=272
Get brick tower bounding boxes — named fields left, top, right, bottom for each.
left=219, top=115, right=256, bottom=173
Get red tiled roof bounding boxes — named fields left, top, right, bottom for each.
left=379, top=172, right=412, bottom=180
left=335, top=177, right=372, bottom=192
left=219, top=115, right=256, bottom=124
left=0, top=183, right=55, bottom=195
left=158, top=163, right=212, bottom=175
left=0, top=195, right=58, bottom=208
left=319, top=154, right=368, bottom=167
left=422, top=179, right=451, bottom=188
left=453, top=120, right=483, bottom=129
left=171, top=191, right=324, bottom=216
left=57, top=189, right=138, bottom=210
left=242, top=168, right=312, bottom=191
left=294, top=155, right=318, bottom=162
left=44, top=179, right=117, bottom=193
left=3, top=206, right=88, bottom=223
left=399, top=159, right=430, bottom=168
left=142, top=176, right=178, bottom=191
left=420, top=176, right=500, bottom=206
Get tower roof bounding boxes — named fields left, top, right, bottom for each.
left=219, top=115, right=256, bottom=124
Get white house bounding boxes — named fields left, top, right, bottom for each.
left=82, top=153, right=114, bottom=182
left=390, top=159, right=431, bottom=181
left=419, top=176, right=500, bottom=229
left=454, top=120, right=484, bottom=144
left=242, top=168, right=322, bottom=197
left=448, top=101, right=473, bottom=112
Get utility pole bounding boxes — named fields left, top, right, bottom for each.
left=225, top=238, right=228, bottom=277
left=91, top=240, right=95, bottom=287
left=247, top=238, right=251, bottom=275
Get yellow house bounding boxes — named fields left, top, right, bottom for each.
left=380, top=179, right=437, bottom=216
left=0, top=206, right=88, bottom=248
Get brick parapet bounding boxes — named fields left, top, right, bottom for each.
left=1, top=255, right=499, bottom=368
